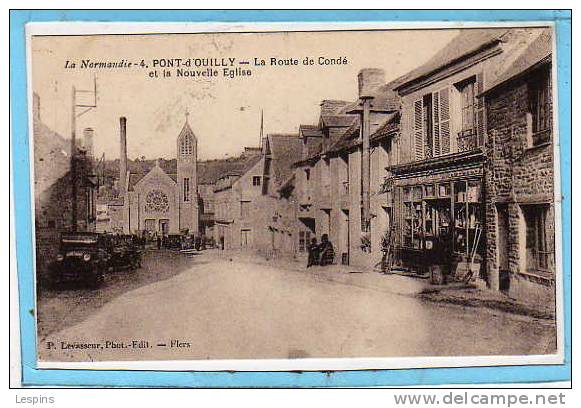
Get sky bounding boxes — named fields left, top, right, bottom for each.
left=31, top=29, right=458, bottom=161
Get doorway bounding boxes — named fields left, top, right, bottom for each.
left=341, top=210, right=350, bottom=265
left=497, top=204, right=510, bottom=291
left=159, top=219, right=170, bottom=235
left=241, top=228, right=252, bottom=248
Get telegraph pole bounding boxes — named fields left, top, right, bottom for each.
left=70, top=77, right=98, bottom=232
left=71, top=86, right=78, bottom=231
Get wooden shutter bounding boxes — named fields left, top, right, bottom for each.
left=439, top=87, right=451, bottom=154
left=413, top=98, right=424, bottom=160
left=475, top=73, right=485, bottom=147
left=432, top=91, right=441, bottom=156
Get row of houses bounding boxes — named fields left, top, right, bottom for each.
left=220, top=27, right=556, bottom=304
left=33, top=27, right=556, bottom=305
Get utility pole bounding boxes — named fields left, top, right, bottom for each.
left=361, top=97, right=372, bottom=233
left=70, top=77, right=98, bottom=232
left=259, top=109, right=264, bottom=148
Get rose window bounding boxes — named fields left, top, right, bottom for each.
left=145, top=190, right=169, bottom=213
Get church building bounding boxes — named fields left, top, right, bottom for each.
left=118, top=114, right=199, bottom=235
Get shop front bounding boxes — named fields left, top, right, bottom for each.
left=387, top=151, right=486, bottom=278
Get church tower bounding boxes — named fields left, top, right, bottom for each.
left=176, top=112, right=199, bottom=234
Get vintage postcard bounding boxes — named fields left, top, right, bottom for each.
left=27, top=22, right=563, bottom=371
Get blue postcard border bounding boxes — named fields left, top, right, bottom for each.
left=10, top=9, right=572, bottom=388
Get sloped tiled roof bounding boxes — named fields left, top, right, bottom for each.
left=299, top=124, right=323, bottom=138
left=483, top=28, right=552, bottom=94
left=326, top=119, right=360, bottom=154
left=198, top=152, right=262, bottom=184
left=346, top=74, right=406, bottom=114
left=213, top=153, right=263, bottom=192
left=320, top=114, right=357, bottom=128
left=326, top=111, right=400, bottom=155
left=395, top=28, right=510, bottom=91
left=371, top=112, right=401, bottom=142
left=267, top=134, right=303, bottom=186
left=128, top=170, right=177, bottom=191
left=121, top=150, right=262, bottom=191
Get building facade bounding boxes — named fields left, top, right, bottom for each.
left=384, top=27, right=554, bottom=298
left=289, top=72, right=400, bottom=268
left=114, top=116, right=200, bottom=235
left=482, top=28, right=555, bottom=304
left=33, top=93, right=97, bottom=276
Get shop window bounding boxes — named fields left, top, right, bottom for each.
left=522, top=205, right=553, bottom=274
left=528, top=68, right=551, bottom=146
left=453, top=180, right=483, bottom=257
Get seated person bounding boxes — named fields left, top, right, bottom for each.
left=318, top=234, right=335, bottom=266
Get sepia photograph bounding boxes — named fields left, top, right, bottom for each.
left=28, top=23, right=561, bottom=369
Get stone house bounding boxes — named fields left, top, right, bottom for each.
left=32, top=93, right=97, bottom=276
left=263, top=134, right=303, bottom=257
left=481, top=28, right=555, bottom=304
left=385, top=27, right=553, bottom=289
left=213, top=133, right=302, bottom=253
left=289, top=71, right=400, bottom=268
left=213, top=154, right=266, bottom=250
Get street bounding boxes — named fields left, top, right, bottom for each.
left=38, top=249, right=557, bottom=362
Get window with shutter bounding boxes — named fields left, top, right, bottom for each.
left=439, top=87, right=451, bottom=155
left=475, top=73, right=485, bottom=147
left=432, top=91, right=441, bottom=156
left=413, top=99, right=424, bottom=160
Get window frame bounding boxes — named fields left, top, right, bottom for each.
left=522, top=204, right=552, bottom=275
left=183, top=177, right=190, bottom=202
left=528, top=68, right=551, bottom=146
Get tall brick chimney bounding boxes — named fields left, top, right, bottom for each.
left=119, top=117, right=127, bottom=196
left=83, top=127, right=94, bottom=158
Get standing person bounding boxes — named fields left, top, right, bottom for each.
left=156, top=233, right=162, bottom=250
left=307, top=237, right=319, bottom=268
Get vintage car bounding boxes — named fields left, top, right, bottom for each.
left=108, top=234, right=142, bottom=270
left=164, top=234, right=184, bottom=250
left=180, top=235, right=195, bottom=250
left=49, top=233, right=111, bottom=287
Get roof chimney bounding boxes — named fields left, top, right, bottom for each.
left=358, top=68, right=385, bottom=99
left=119, top=117, right=127, bottom=196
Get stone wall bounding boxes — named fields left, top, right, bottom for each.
left=484, top=64, right=555, bottom=304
